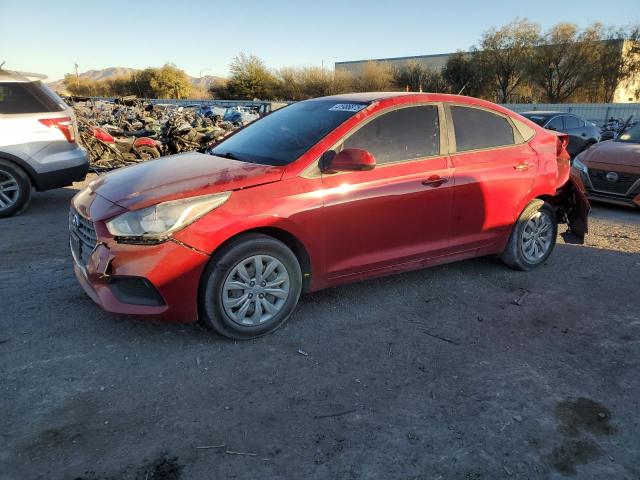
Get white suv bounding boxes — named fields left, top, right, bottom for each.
left=0, top=69, right=89, bottom=217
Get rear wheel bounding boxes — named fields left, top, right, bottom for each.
left=198, top=234, right=302, bottom=339
left=0, top=159, right=32, bottom=218
left=501, top=200, right=557, bottom=271
left=136, top=145, right=161, bottom=160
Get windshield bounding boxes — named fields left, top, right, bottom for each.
left=521, top=113, right=550, bottom=127
left=616, top=124, right=640, bottom=144
left=210, top=99, right=369, bottom=166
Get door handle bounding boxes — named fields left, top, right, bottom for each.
left=421, top=176, right=448, bottom=187
left=514, top=162, right=532, bottom=171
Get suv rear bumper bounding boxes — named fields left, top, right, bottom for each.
left=33, top=146, right=89, bottom=191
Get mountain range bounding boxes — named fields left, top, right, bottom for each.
left=48, top=67, right=224, bottom=93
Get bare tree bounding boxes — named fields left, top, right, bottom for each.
left=478, top=19, right=540, bottom=102
left=351, top=61, right=395, bottom=92
left=528, top=23, right=599, bottom=102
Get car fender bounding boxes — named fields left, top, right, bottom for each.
left=172, top=213, right=323, bottom=286
left=133, top=137, right=159, bottom=149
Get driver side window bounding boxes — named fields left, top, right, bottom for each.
left=342, top=105, right=440, bottom=164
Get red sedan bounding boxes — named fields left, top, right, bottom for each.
left=70, top=93, right=589, bottom=339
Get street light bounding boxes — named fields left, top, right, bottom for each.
left=321, top=57, right=338, bottom=69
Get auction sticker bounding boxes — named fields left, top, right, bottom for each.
left=329, top=103, right=367, bottom=112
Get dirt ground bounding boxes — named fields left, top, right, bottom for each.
left=1, top=178, right=639, bottom=480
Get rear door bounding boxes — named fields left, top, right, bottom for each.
left=319, top=103, right=454, bottom=278
left=446, top=104, right=538, bottom=251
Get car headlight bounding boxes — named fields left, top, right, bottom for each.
left=572, top=157, right=588, bottom=174
left=106, top=191, right=231, bottom=242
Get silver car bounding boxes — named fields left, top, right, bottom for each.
left=0, top=68, right=88, bottom=217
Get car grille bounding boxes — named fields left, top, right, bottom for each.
left=69, top=208, right=97, bottom=267
left=588, top=169, right=640, bottom=196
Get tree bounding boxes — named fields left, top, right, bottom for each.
left=590, top=25, right=640, bottom=102
left=442, top=51, right=486, bottom=97
left=351, top=61, right=394, bottom=92
left=528, top=23, right=599, bottom=102
left=148, top=64, right=191, bottom=99
left=393, top=61, right=430, bottom=91
left=478, top=18, right=540, bottom=102
left=223, top=53, right=276, bottom=99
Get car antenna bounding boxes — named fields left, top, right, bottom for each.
left=0, top=61, right=5, bottom=70
left=457, top=82, right=468, bottom=95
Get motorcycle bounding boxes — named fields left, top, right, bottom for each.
left=79, top=119, right=161, bottom=170
left=163, top=116, right=227, bottom=155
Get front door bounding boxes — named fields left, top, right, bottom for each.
left=319, top=104, right=454, bottom=279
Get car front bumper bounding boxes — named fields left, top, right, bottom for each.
left=73, top=238, right=209, bottom=322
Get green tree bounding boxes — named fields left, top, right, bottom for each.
left=148, top=64, right=191, bottom=99
left=478, top=18, right=540, bottom=102
left=393, top=61, right=430, bottom=91
left=224, top=53, right=276, bottom=99
left=442, top=52, right=486, bottom=97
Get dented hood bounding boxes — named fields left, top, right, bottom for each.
left=89, top=152, right=285, bottom=210
left=579, top=140, right=640, bottom=168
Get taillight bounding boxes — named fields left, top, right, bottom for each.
left=39, top=117, right=75, bottom=143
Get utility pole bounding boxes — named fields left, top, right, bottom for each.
left=74, top=63, right=79, bottom=89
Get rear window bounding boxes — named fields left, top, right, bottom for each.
left=0, top=81, right=65, bottom=114
left=522, top=114, right=550, bottom=127
left=451, top=106, right=515, bottom=152
left=563, top=115, right=581, bottom=129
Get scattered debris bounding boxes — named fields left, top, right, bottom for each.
left=225, top=450, right=257, bottom=456
left=513, top=289, right=529, bottom=306
left=196, top=444, right=226, bottom=450
left=513, top=415, right=523, bottom=423
left=297, top=349, right=309, bottom=356
left=314, top=409, right=357, bottom=419
left=421, top=330, right=460, bottom=346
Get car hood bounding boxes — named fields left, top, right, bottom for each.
left=89, top=152, right=285, bottom=210
left=579, top=140, right=640, bottom=169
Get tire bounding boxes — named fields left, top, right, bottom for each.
left=0, top=159, right=32, bottom=218
left=198, top=233, right=302, bottom=339
left=501, top=200, right=558, bottom=271
left=136, top=145, right=160, bottom=160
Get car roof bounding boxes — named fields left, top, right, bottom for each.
left=308, top=92, right=416, bottom=103
left=521, top=111, right=571, bottom=116
left=0, top=69, right=47, bottom=83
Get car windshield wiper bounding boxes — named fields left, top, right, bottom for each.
left=213, top=151, right=242, bottom=161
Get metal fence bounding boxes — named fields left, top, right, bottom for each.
left=85, top=96, right=640, bottom=126
left=502, top=103, right=640, bottom=126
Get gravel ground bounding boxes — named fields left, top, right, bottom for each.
left=1, top=179, right=639, bottom=480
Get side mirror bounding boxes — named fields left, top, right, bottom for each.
left=320, top=148, right=376, bottom=174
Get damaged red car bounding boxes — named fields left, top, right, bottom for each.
left=70, top=93, right=589, bottom=339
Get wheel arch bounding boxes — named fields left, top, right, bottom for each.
left=0, top=151, right=39, bottom=190
left=208, top=226, right=313, bottom=292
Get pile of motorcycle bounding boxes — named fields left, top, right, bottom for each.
left=72, top=100, right=242, bottom=171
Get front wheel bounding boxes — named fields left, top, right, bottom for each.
left=501, top=200, right=557, bottom=271
left=198, top=234, right=302, bottom=339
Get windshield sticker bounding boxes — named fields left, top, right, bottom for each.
left=329, top=103, right=367, bottom=112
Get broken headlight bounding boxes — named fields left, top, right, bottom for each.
left=572, top=157, right=588, bottom=174
left=106, top=191, right=231, bottom=242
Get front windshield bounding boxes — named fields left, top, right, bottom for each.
left=210, top=99, right=369, bottom=166
left=616, top=124, right=640, bottom=143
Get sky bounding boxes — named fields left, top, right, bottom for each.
left=1, top=0, right=639, bottom=81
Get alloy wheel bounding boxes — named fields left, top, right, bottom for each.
left=221, top=254, right=291, bottom=326
left=0, top=171, right=19, bottom=211
left=521, top=211, right=554, bottom=262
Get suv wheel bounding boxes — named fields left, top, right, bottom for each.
left=198, top=234, right=302, bottom=339
left=501, top=200, right=557, bottom=271
left=0, top=160, right=32, bottom=218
